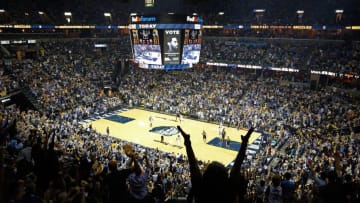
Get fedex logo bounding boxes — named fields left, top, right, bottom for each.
left=186, top=16, right=203, bottom=23
left=131, top=16, right=156, bottom=22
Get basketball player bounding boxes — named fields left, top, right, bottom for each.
left=176, top=134, right=181, bottom=146
left=202, top=130, right=207, bottom=143
left=221, top=128, right=226, bottom=143
left=226, top=136, right=231, bottom=148
left=149, top=116, right=153, bottom=127
left=161, top=134, right=164, bottom=144
left=106, top=126, right=110, bottom=136
left=176, top=111, right=180, bottom=122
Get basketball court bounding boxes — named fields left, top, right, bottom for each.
left=81, top=108, right=262, bottom=166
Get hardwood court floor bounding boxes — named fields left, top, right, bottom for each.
left=88, top=108, right=261, bottom=166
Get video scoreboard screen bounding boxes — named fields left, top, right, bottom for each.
left=163, top=29, right=181, bottom=64
left=129, top=14, right=203, bottom=70
left=182, top=29, right=202, bottom=64
left=131, top=29, right=162, bottom=65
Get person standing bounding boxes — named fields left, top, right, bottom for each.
left=179, top=114, right=183, bottom=123
left=218, top=126, right=223, bottom=141
left=265, top=175, right=283, bottom=203
left=175, top=111, right=180, bottom=122
left=104, top=159, right=134, bottom=203
left=202, top=130, right=207, bottom=143
left=128, top=155, right=152, bottom=203
left=149, top=116, right=153, bottom=128
left=221, top=128, right=226, bottom=144
left=177, top=125, right=254, bottom=203
left=255, top=180, right=266, bottom=203
left=176, top=134, right=181, bottom=147
left=161, top=133, right=164, bottom=144
left=281, top=172, right=296, bottom=203
left=226, top=136, right=231, bottom=149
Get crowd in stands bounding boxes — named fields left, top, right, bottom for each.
left=119, top=65, right=359, bottom=201
left=0, top=36, right=359, bottom=203
left=0, top=66, right=20, bottom=96
left=200, top=37, right=360, bottom=75
left=203, top=28, right=360, bottom=41
left=7, top=38, right=130, bottom=114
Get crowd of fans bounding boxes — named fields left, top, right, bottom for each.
left=200, top=37, right=360, bottom=74
left=119, top=65, right=359, bottom=201
left=6, top=38, right=130, bottom=115
left=0, top=67, right=19, bottom=97
left=0, top=36, right=359, bottom=203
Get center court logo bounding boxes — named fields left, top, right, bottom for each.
left=149, top=126, right=179, bottom=136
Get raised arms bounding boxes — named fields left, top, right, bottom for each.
left=230, top=127, right=254, bottom=178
